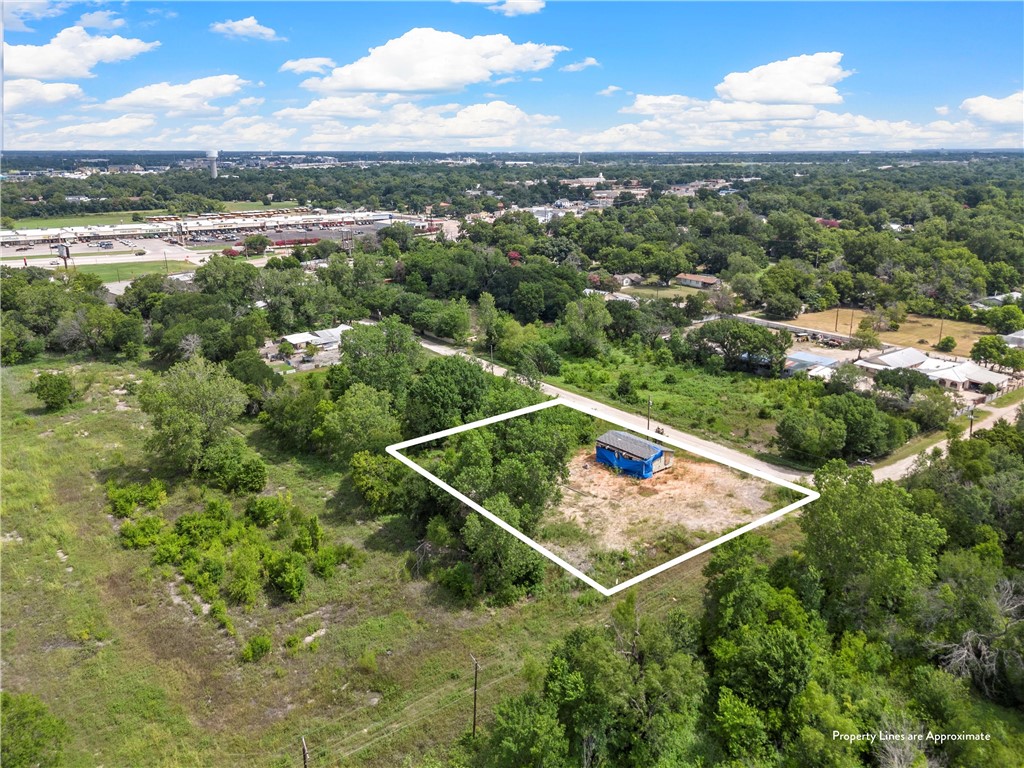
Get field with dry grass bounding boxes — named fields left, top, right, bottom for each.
left=793, top=308, right=991, bottom=353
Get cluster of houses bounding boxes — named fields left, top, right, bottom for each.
left=280, top=324, right=353, bottom=352
left=854, top=347, right=1011, bottom=398
left=782, top=345, right=1014, bottom=405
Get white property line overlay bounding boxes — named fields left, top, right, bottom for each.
left=385, top=397, right=819, bottom=597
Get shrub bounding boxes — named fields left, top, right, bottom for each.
left=0, top=691, right=68, bottom=768
left=981, top=382, right=998, bottom=395
left=270, top=551, right=307, bottom=601
left=309, top=546, right=339, bottom=578
left=436, top=562, right=476, bottom=602
left=240, top=632, right=272, bottom=662
left=936, top=336, right=957, bottom=352
left=201, top=438, right=267, bottom=494
left=28, top=371, right=77, bottom=411
left=106, top=479, right=167, bottom=518
left=245, top=494, right=290, bottom=527
left=119, top=516, right=166, bottom=549
left=209, top=599, right=235, bottom=636
left=356, top=647, right=378, bottom=674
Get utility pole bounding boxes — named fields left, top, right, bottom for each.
left=834, top=306, right=840, bottom=332
left=301, top=737, right=309, bottom=768
left=163, top=249, right=169, bottom=274
left=969, top=408, right=976, bottom=438
left=647, top=397, right=652, bottom=431
left=471, top=654, right=480, bottom=739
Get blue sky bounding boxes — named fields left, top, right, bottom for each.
left=3, top=1, right=1022, bottom=151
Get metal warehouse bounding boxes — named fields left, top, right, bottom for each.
left=595, top=430, right=675, bottom=479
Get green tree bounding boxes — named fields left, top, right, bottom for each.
left=137, top=356, right=248, bottom=474
left=804, top=461, right=946, bottom=629
left=314, top=383, right=401, bottom=461
left=481, top=695, right=570, bottom=768
left=462, top=495, right=546, bottom=604
left=849, top=320, right=882, bottom=360
left=405, top=355, right=489, bottom=435
left=0, top=317, right=44, bottom=365
left=776, top=407, right=846, bottom=464
left=243, top=234, right=272, bottom=256
left=559, top=295, right=612, bottom=358
left=972, top=335, right=1010, bottom=368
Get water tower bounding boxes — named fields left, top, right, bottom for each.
left=206, top=149, right=219, bottom=179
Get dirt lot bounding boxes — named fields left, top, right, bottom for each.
left=795, top=309, right=989, bottom=353
left=545, top=448, right=775, bottom=558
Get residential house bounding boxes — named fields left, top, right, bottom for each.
left=673, top=273, right=722, bottom=290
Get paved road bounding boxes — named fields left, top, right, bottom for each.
left=871, top=397, right=1022, bottom=481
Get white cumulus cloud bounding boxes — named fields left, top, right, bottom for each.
left=210, top=16, right=285, bottom=41
left=488, top=0, right=545, bottom=16
left=2, top=1, right=68, bottom=33
left=561, top=57, right=599, bottom=73
left=54, top=113, right=156, bottom=137
left=77, top=10, right=125, bottom=30
left=102, top=75, right=251, bottom=116
left=935, top=105, right=950, bottom=116
left=303, top=99, right=564, bottom=150
left=4, top=27, right=160, bottom=80
left=280, top=57, right=337, bottom=74
left=715, top=52, right=852, bottom=104
left=960, top=91, right=1023, bottom=124
left=274, top=94, right=393, bottom=121
left=3, top=79, right=84, bottom=110
left=173, top=117, right=297, bottom=149
left=598, top=85, right=622, bottom=97
left=302, top=28, right=567, bottom=93
left=453, top=0, right=546, bottom=16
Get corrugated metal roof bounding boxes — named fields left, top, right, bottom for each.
left=596, top=430, right=670, bottom=461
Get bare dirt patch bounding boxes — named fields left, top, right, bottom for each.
left=547, top=448, right=774, bottom=555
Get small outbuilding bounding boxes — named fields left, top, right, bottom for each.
left=595, top=430, right=674, bottom=479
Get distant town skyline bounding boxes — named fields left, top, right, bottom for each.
left=3, top=1, right=1022, bottom=152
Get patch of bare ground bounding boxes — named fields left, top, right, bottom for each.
left=546, top=448, right=775, bottom=555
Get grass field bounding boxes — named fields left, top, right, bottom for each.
left=10, top=201, right=300, bottom=230
left=547, top=354, right=818, bottom=455
left=67, top=261, right=194, bottom=282
left=622, top=284, right=700, bottom=300
left=0, top=357, right=809, bottom=767
left=991, top=386, right=1024, bottom=408
left=791, top=309, right=991, bottom=353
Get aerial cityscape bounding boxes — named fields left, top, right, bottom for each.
left=1, top=2, right=1023, bottom=768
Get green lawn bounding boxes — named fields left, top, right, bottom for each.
left=0, top=357, right=809, bottom=767
left=10, top=211, right=174, bottom=229
left=2, top=250, right=138, bottom=261
left=991, top=386, right=1024, bottom=408
left=66, top=261, right=194, bottom=283
left=622, top=284, right=700, bottom=300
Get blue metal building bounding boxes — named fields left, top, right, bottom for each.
left=595, top=430, right=674, bottom=479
